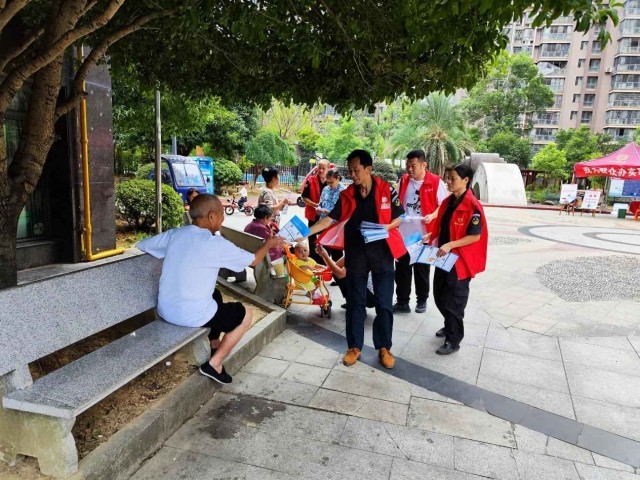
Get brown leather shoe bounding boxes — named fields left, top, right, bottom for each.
left=379, top=347, right=395, bottom=369
left=343, top=348, right=361, bottom=366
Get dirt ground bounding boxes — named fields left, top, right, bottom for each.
left=0, top=289, right=268, bottom=480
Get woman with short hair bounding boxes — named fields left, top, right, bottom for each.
left=257, top=167, right=290, bottom=226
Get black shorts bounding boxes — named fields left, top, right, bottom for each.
left=203, top=289, right=246, bottom=340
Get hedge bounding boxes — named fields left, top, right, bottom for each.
left=115, top=179, right=184, bottom=231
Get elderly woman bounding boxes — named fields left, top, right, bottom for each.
left=424, top=163, right=488, bottom=355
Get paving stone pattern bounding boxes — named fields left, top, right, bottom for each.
left=131, top=206, right=640, bottom=479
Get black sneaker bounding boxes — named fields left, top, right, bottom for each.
left=330, top=281, right=338, bottom=286
left=199, top=362, right=233, bottom=384
left=435, top=327, right=446, bottom=338
left=393, top=303, right=411, bottom=313
left=415, top=302, right=427, bottom=313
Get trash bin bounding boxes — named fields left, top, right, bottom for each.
left=618, top=208, right=628, bottom=219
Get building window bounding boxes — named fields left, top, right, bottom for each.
left=584, top=93, right=595, bottom=106
left=533, top=112, right=560, bottom=125
left=531, top=128, right=557, bottom=141
left=570, top=111, right=578, bottom=120
left=580, top=41, right=588, bottom=50
left=581, top=111, right=592, bottom=124
left=578, top=59, right=585, bottom=68
left=618, top=38, right=640, bottom=55
left=553, top=95, right=563, bottom=108
left=605, top=109, right=640, bottom=125
left=592, top=41, right=602, bottom=54
left=614, top=56, right=640, bottom=72
left=573, top=94, right=581, bottom=102
left=608, top=92, right=640, bottom=107
left=575, top=76, right=583, bottom=86
left=589, top=59, right=601, bottom=72
left=621, top=19, right=640, bottom=35
left=586, top=76, right=598, bottom=88
left=540, top=43, right=570, bottom=57
left=543, top=77, right=565, bottom=92
left=612, top=74, right=640, bottom=89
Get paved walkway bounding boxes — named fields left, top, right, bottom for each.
left=132, top=206, right=640, bottom=479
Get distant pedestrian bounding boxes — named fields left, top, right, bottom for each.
left=302, top=159, right=331, bottom=262
left=423, top=164, right=488, bottom=355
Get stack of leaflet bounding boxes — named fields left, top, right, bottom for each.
left=359, top=221, right=389, bottom=243
left=404, top=232, right=459, bottom=272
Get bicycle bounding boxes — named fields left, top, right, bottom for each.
left=224, top=195, right=254, bottom=216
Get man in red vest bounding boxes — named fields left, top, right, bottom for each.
left=301, top=158, right=330, bottom=263
left=307, top=150, right=406, bottom=369
left=394, top=149, right=449, bottom=314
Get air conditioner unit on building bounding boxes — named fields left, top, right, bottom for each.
left=605, top=67, right=614, bottom=74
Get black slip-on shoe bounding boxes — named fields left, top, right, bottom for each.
left=436, top=342, right=460, bottom=355
left=199, top=362, right=233, bottom=384
left=415, top=302, right=427, bottom=313
left=435, top=327, right=446, bottom=338
left=393, top=303, right=411, bottom=313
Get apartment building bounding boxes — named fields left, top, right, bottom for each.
left=505, top=0, right=640, bottom=153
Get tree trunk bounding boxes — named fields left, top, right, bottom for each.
left=0, top=199, right=19, bottom=289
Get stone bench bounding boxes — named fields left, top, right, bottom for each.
left=0, top=253, right=210, bottom=478
left=219, top=225, right=286, bottom=304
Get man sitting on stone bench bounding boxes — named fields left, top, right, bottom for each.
left=138, top=194, right=284, bottom=384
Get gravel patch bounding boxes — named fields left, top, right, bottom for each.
left=489, top=236, right=533, bottom=246
left=536, top=255, right=640, bottom=302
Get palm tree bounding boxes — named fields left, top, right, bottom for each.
left=391, top=93, right=474, bottom=175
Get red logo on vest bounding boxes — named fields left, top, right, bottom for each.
left=381, top=196, right=390, bottom=209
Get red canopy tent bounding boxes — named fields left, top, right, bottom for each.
left=574, top=142, right=640, bottom=180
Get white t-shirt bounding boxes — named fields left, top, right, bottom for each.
left=137, top=225, right=254, bottom=327
left=403, top=177, right=449, bottom=217
left=240, top=187, right=248, bottom=198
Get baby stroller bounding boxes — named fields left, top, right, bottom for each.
left=282, top=245, right=333, bottom=318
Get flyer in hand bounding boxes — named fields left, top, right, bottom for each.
left=405, top=233, right=458, bottom=272
left=279, top=215, right=311, bottom=243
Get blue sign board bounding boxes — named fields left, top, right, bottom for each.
left=196, top=157, right=215, bottom=194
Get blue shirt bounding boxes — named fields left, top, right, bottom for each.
left=318, top=183, right=345, bottom=218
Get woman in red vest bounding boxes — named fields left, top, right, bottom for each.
left=424, top=164, right=488, bottom=355
left=307, top=150, right=406, bottom=369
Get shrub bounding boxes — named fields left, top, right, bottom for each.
left=135, top=162, right=155, bottom=179
left=214, top=158, right=243, bottom=193
left=372, top=161, right=398, bottom=184
left=115, top=179, right=184, bottom=231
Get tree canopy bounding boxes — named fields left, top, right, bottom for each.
left=461, top=52, right=554, bottom=138
left=0, top=0, right=622, bottom=287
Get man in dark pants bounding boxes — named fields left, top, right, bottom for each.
left=307, top=150, right=405, bottom=369
left=394, top=150, right=448, bottom=314
left=301, top=158, right=330, bottom=263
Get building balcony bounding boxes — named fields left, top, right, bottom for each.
left=539, top=51, right=570, bottom=59
left=530, top=134, right=557, bottom=141
left=617, top=46, right=640, bottom=55
left=604, top=117, right=640, bottom=125
left=611, top=81, right=640, bottom=89
left=542, top=33, right=571, bottom=41
left=532, top=119, right=560, bottom=125
left=614, top=63, right=640, bottom=72
left=623, top=8, right=640, bottom=19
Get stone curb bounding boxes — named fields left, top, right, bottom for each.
left=70, top=279, right=286, bottom=480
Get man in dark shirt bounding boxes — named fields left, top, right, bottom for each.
left=307, top=150, right=404, bottom=369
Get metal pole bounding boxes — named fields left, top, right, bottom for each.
left=155, top=90, right=162, bottom=233
left=171, top=136, right=177, bottom=155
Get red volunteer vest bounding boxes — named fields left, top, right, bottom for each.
left=430, top=189, right=488, bottom=280
left=304, top=175, right=322, bottom=221
left=398, top=171, right=441, bottom=216
left=318, top=176, right=407, bottom=259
